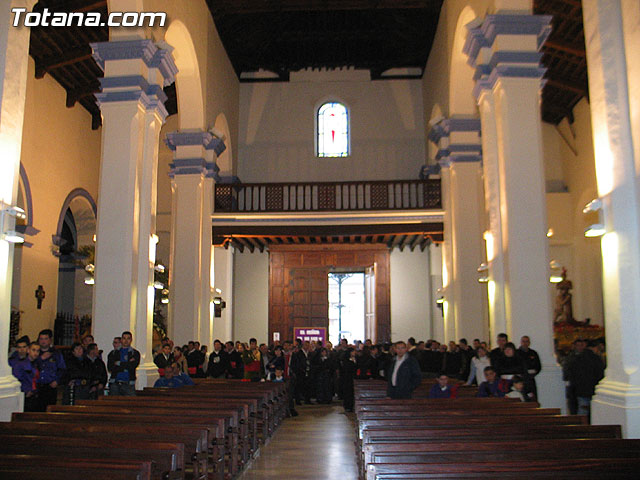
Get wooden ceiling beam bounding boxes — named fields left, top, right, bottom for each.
left=66, top=82, right=100, bottom=107
left=410, top=234, right=423, bottom=251
left=544, top=74, right=587, bottom=97
left=543, top=39, right=585, bottom=58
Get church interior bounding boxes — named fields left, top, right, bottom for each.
left=1, top=0, right=640, bottom=475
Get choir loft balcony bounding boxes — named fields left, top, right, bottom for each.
left=212, top=179, right=443, bottom=252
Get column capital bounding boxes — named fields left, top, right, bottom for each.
left=91, top=39, right=177, bottom=121
left=428, top=117, right=482, bottom=165
left=463, top=14, right=552, bottom=99
left=165, top=130, right=226, bottom=156
left=166, top=130, right=226, bottom=178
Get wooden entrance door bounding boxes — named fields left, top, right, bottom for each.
left=289, top=268, right=329, bottom=334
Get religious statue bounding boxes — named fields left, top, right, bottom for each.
left=35, top=285, right=46, bottom=310
left=554, top=269, right=574, bottom=324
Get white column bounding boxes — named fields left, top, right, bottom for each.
left=166, top=132, right=225, bottom=347
left=199, top=177, right=214, bottom=349
left=0, top=0, right=36, bottom=420
left=476, top=92, right=508, bottom=337
left=583, top=0, right=640, bottom=438
left=429, top=118, right=486, bottom=342
left=439, top=166, right=456, bottom=343
left=134, top=105, right=166, bottom=388
left=169, top=171, right=204, bottom=345
left=464, top=13, right=564, bottom=409
left=213, top=245, right=234, bottom=342
left=429, top=244, right=444, bottom=342
left=91, top=40, right=177, bottom=388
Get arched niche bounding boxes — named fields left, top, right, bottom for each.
left=450, top=6, right=480, bottom=116
left=214, top=113, right=233, bottom=176
left=55, top=189, right=97, bottom=327
left=165, top=19, right=205, bottom=130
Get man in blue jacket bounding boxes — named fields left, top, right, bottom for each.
left=36, top=329, right=66, bottom=409
left=387, top=341, right=422, bottom=399
left=12, top=341, right=41, bottom=411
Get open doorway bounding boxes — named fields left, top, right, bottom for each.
left=328, top=272, right=366, bottom=345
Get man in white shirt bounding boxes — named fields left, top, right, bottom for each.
left=387, top=341, right=422, bottom=399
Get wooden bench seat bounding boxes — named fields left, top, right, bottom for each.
left=48, top=403, right=241, bottom=474
left=0, top=454, right=152, bottom=480
left=0, top=435, right=184, bottom=480
left=362, top=438, right=640, bottom=474
left=2, top=419, right=209, bottom=480
left=365, top=458, right=640, bottom=479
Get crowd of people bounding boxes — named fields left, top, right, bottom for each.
left=8, top=328, right=606, bottom=419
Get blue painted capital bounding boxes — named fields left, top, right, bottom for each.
left=428, top=117, right=481, bottom=145
left=169, top=157, right=218, bottom=178
left=464, top=14, right=552, bottom=99
left=165, top=130, right=227, bottom=156
left=91, top=39, right=178, bottom=86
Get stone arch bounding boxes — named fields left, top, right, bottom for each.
left=450, top=6, right=480, bottom=116
left=55, top=189, right=97, bottom=321
left=165, top=19, right=205, bottom=130
left=214, top=113, right=233, bottom=176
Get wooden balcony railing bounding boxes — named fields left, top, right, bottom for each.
left=214, top=179, right=441, bottom=213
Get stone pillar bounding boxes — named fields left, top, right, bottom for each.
left=429, top=118, right=486, bottom=342
left=464, top=13, right=564, bottom=409
left=438, top=166, right=456, bottom=343
left=166, top=131, right=225, bottom=346
left=213, top=245, right=234, bottom=342
left=91, top=39, right=177, bottom=388
left=0, top=0, right=36, bottom=420
left=582, top=0, right=640, bottom=438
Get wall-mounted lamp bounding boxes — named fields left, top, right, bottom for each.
left=477, top=262, right=489, bottom=283
left=153, top=281, right=164, bottom=290
left=583, top=198, right=605, bottom=237
left=549, top=259, right=563, bottom=283
left=436, top=296, right=445, bottom=305
left=154, top=264, right=165, bottom=273
left=547, top=228, right=554, bottom=238
left=161, top=298, right=169, bottom=304
left=1, top=201, right=26, bottom=244
left=215, top=287, right=222, bottom=294
left=84, top=276, right=95, bottom=285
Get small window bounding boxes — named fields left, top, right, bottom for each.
left=317, top=102, right=349, bottom=157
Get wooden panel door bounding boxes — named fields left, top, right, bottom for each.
left=288, top=268, right=329, bottom=339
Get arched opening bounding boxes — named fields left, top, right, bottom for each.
left=54, top=190, right=97, bottom=345
left=450, top=6, right=480, bottom=116
left=165, top=19, right=205, bottom=130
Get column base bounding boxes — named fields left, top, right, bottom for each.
left=135, top=362, right=160, bottom=390
left=536, top=362, right=565, bottom=411
left=592, top=379, right=640, bottom=438
left=0, top=375, right=23, bottom=421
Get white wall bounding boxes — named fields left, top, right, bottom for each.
left=232, top=250, right=269, bottom=344
left=390, top=249, right=431, bottom=342
left=238, top=69, right=426, bottom=182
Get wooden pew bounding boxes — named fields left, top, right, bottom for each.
left=1, top=419, right=209, bottom=480
left=47, top=404, right=238, bottom=476
left=129, top=391, right=258, bottom=454
left=0, top=434, right=184, bottom=480
left=362, top=438, right=640, bottom=473
left=365, top=458, right=640, bottom=479
left=0, top=455, right=153, bottom=480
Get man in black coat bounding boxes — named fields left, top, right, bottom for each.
left=207, top=340, right=229, bottom=378
left=387, top=341, right=422, bottom=399
left=517, top=335, right=542, bottom=398
left=567, top=339, right=605, bottom=419
left=86, top=342, right=107, bottom=399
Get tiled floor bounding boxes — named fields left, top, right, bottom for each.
left=240, top=403, right=358, bottom=479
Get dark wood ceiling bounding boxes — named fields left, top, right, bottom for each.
left=207, top=0, right=444, bottom=80
left=27, top=0, right=587, bottom=130
left=535, top=0, right=588, bottom=124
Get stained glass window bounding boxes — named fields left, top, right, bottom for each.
left=317, top=102, right=349, bottom=157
